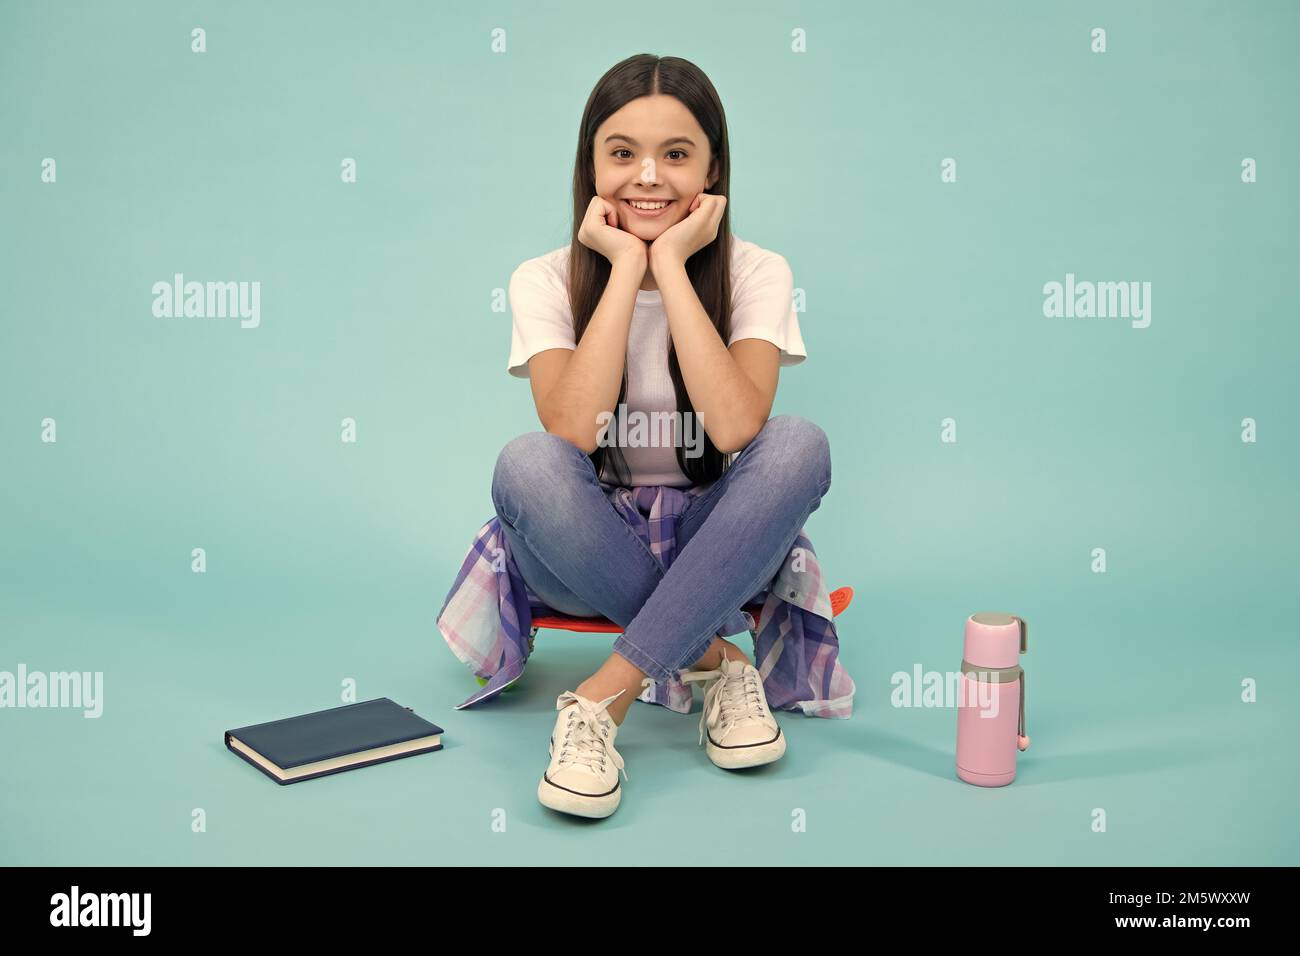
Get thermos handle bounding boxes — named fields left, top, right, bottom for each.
left=1014, top=616, right=1029, bottom=750
left=1017, top=667, right=1028, bottom=750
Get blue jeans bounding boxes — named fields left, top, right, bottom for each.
left=489, top=414, right=832, bottom=683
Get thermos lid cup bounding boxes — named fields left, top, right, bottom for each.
left=963, top=612, right=1027, bottom=669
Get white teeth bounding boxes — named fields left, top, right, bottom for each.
left=628, top=200, right=669, bottom=210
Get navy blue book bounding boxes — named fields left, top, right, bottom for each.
left=225, top=698, right=444, bottom=785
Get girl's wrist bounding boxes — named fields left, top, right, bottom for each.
left=649, top=247, right=684, bottom=277
left=612, top=249, right=648, bottom=277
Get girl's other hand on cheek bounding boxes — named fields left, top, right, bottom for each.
left=650, top=191, right=725, bottom=271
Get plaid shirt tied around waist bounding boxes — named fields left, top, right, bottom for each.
left=436, top=482, right=856, bottom=718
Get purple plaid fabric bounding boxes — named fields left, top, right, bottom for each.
left=436, top=482, right=856, bottom=718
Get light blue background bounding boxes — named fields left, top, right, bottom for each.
left=1, top=0, right=1296, bottom=864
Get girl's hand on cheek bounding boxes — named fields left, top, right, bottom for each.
left=577, top=195, right=650, bottom=270
left=650, top=192, right=726, bottom=272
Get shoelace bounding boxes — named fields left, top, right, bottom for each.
left=680, top=657, right=772, bottom=746
left=555, top=688, right=629, bottom=781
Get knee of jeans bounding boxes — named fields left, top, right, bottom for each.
left=759, top=415, right=832, bottom=495
left=491, top=431, right=580, bottom=521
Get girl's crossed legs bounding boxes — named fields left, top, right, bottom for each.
left=490, top=414, right=832, bottom=724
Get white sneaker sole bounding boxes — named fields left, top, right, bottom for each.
left=705, top=728, right=786, bottom=770
left=537, top=776, right=621, bottom=818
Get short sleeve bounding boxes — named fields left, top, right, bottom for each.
left=507, top=257, right=576, bottom=378
left=727, top=252, right=807, bottom=366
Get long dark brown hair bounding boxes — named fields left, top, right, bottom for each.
left=567, top=54, right=733, bottom=487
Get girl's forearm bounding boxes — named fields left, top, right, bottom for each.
left=653, top=258, right=765, bottom=453
left=543, top=256, right=643, bottom=453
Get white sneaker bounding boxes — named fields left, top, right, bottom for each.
left=537, top=685, right=640, bottom=818
left=680, top=650, right=786, bottom=769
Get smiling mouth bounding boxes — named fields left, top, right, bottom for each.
left=622, top=198, right=675, bottom=217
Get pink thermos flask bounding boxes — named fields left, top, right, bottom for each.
left=956, top=612, right=1030, bottom=786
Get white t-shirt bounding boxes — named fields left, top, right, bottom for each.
left=506, top=236, right=807, bottom=487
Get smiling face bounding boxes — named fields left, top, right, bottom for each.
left=593, top=94, right=718, bottom=239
